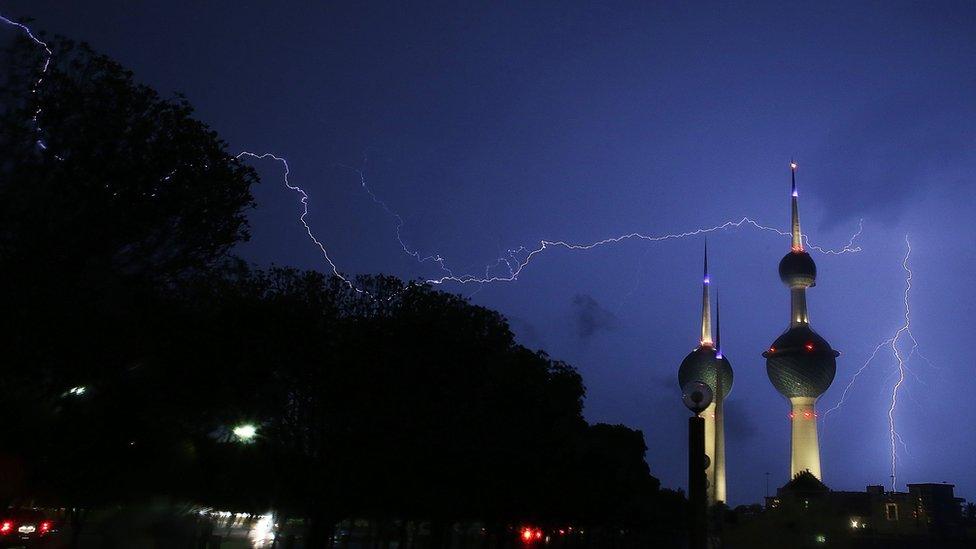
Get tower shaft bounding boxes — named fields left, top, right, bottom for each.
left=789, top=397, right=822, bottom=479
left=713, top=395, right=727, bottom=503
left=790, top=287, right=809, bottom=326
left=701, top=398, right=728, bottom=504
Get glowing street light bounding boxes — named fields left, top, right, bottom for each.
left=61, top=386, right=88, bottom=398
left=233, top=423, right=257, bottom=443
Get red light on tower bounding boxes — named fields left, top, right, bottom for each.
left=805, top=343, right=815, bottom=352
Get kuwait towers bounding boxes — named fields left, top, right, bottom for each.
left=678, top=244, right=733, bottom=504
left=763, top=162, right=839, bottom=480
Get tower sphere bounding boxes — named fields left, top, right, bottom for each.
left=679, top=347, right=734, bottom=400
left=779, top=250, right=817, bottom=287
left=763, top=325, right=838, bottom=398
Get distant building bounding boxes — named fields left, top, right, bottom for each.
left=841, top=483, right=967, bottom=541
left=754, top=473, right=969, bottom=546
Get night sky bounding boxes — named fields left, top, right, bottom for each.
left=4, top=2, right=974, bottom=506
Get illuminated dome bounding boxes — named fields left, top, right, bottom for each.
left=763, top=325, right=838, bottom=398
left=779, top=251, right=817, bottom=287
left=678, top=347, right=734, bottom=400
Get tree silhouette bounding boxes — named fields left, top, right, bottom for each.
left=0, top=32, right=257, bottom=541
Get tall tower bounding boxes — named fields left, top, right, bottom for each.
left=678, top=243, right=734, bottom=503
left=763, top=162, right=839, bottom=480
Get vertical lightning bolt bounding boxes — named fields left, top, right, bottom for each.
left=886, top=235, right=914, bottom=490
left=822, top=236, right=925, bottom=491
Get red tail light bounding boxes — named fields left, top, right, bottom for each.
left=0, top=520, right=13, bottom=535
left=40, top=521, right=53, bottom=534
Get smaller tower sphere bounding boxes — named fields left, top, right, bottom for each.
left=779, top=251, right=817, bottom=287
left=679, top=347, right=734, bottom=400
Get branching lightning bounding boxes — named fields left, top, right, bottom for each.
left=236, top=153, right=864, bottom=290
left=338, top=161, right=457, bottom=278
left=422, top=216, right=863, bottom=285
left=236, top=152, right=363, bottom=293
left=822, top=236, right=928, bottom=491
left=0, top=16, right=864, bottom=294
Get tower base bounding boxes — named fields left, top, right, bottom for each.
left=790, top=396, right=822, bottom=480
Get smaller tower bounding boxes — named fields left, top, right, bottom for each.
left=678, top=243, right=733, bottom=503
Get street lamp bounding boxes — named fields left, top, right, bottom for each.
left=63, top=386, right=87, bottom=397
left=233, top=423, right=257, bottom=443
left=682, top=381, right=713, bottom=549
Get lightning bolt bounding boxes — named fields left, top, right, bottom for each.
left=821, top=337, right=895, bottom=419
left=4, top=14, right=863, bottom=295
left=887, top=235, right=914, bottom=490
left=237, top=154, right=864, bottom=291
left=421, top=217, right=862, bottom=285
left=1, top=14, right=53, bottom=149
left=336, top=164, right=864, bottom=286
left=822, top=236, right=926, bottom=491
left=236, top=152, right=364, bottom=293
left=338, top=160, right=457, bottom=278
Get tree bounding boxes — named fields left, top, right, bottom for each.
left=0, top=35, right=257, bottom=285
left=0, top=32, right=257, bottom=541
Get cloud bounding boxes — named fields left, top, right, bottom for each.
left=571, top=293, right=618, bottom=339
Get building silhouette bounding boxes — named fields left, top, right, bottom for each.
left=678, top=244, right=733, bottom=504
left=744, top=476, right=969, bottom=547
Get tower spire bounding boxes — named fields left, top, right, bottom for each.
left=715, top=293, right=722, bottom=359
left=790, top=161, right=803, bottom=252
left=700, top=241, right=713, bottom=347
